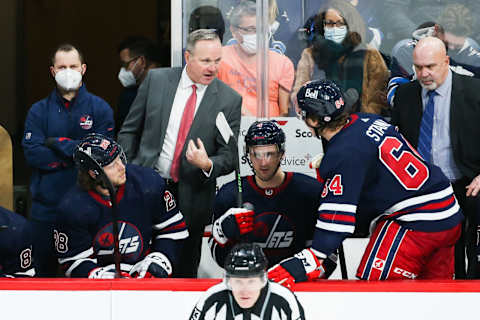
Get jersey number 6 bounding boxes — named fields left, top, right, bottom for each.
left=379, top=137, right=429, bottom=190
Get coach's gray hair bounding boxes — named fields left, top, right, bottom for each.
left=186, top=29, right=220, bottom=53
left=229, top=1, right=256, bottom=27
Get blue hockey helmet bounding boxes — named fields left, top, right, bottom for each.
left=296, top=79, right=358, bottom=125
left=224, top=243, right=268, bottom=278
left=74, top=133, right=126, bottom=177
left=245, top=120, right=286, bottom=154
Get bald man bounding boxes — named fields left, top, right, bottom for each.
left=392, top=37, right=480, bottom=279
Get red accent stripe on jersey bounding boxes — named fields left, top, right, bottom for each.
left=88, top=184, right=126, bottom=207
left=162, top=221, right=187, bottom=232
left=342, top=113, right=359, bottom=130
left=319, top=213, right=355, bottom=223
left=387, top=195, right=455, bottom=219
left=247, top=172, right=293, bottom=198
left=58, top=137, right=72, bottom=142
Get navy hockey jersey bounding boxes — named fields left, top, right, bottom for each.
left=55, top=164, right=188, bottom=277
left=0, top=206, right=34, bottom=277
left=210, top=172, right=322, bottom=267
left=313, top=113, right=463, bottom=257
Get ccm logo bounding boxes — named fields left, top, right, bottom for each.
left=393, top=267, right=417, bottom=279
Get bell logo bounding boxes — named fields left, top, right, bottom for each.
left=305, top=88, right=318, bottom=99
left=373, top=258, right=385, bottom=270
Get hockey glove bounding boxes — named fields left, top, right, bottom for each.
left=212, top=208, right=254, bottom=245
left=268, top=248, right=337, bottom=288
left=88, top=263, right=132, bottom=279
left=129, top=252, right=172, bottom=278
left=309, top=153, right=324, bottom=169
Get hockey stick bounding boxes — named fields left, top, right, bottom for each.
left=75, top=151, right=122, bottom=279
left=216, top=112, right=242, bottom=207
left=338, top=243, right=348, bottom=279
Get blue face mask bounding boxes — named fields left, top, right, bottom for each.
left=324, top=26, right=347, bottom=44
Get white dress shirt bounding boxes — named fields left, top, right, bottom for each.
left=155, top=67, right=208, bottom=178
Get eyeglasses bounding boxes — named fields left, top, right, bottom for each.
left=235, top=25, right=257, bottom=35
left=120, top=56, right=140, bottom=69
left=323, top=20, right=346, bottom=28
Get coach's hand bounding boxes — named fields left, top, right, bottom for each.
left=186, top=138, right=212, bottom=173
left=212, top=208, right=254, bottom=245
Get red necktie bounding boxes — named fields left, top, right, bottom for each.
left=170, top=84, right=197, bottom=182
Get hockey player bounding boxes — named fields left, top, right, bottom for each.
left=268, top=79, right=463, bottom=285
left=210, top=120, right=324, bottom=268
left=55, top=134, right=188, bottom=278
left=189, top=243, right=305, bottom=320
left=0, top=206, right=35, bottom=277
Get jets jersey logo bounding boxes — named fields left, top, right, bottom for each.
left=79, top=115, right=93, bottom=130
left=254, top=212, right=295, bottom=262
left=93, top=221, right=144, bottom=264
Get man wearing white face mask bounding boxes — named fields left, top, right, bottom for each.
left=22, top=43, right=114, bottom=277
left=116, top=37, right=161, bottom=137
left=217, top=1, right=294, bottom=117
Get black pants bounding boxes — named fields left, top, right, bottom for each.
left=164, top=179, right=202, bottom=278
left=452, top=177, right=479, bottom=279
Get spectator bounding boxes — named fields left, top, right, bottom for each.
left=188, top=5, right=226, bottom=43
left=117, top=29, right=242, bottom=277
left=291, top=0, right=388, bottom=116
left=55, top=134, right=188, bottom=278
left=209, top=120, right=323, bottom=268
left=387, top=21, right=480, bottom=108
left=189, top=243, right=305, bottom=320
left=392, top=37, right=480, bottom=278
left=117, top=36, right=161, bottom=136
left=217, top=1, right=294, bottom=117
left=378, top=0, right=480, bottom=52
left=269, top=79, right=463, bottom=286
left=0, top=206, right=35, bottom=277
left=22, top=43, right=114, bottom=276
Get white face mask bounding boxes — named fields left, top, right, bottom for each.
left=324, top=26, right=348, bottom=44
left=240, top=33, right=257, bottom=55
left=118, top=67, right=137, bottom=87
left=55, top=68, right=82, bottom=91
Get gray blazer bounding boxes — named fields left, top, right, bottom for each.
left=118, top=67, right=242, bottom=229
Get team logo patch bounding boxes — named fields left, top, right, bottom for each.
left=373, top=257, right=385, bottom=271
left=253, top=211, right=295, bottom=265
left=79, top=115, right=93, bottom=130
left=93, top=221, right=144, bottom=264
left=25, top=132, right=32, bottom=140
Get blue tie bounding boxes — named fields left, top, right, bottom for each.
left=417, top=90, right=437, bottom=162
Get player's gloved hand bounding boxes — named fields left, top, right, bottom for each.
left=88, top=263, right=132, bottom=279
left=129, top=252, right=172, bottom=278
left=212, top=208, right=254, bottom=245
left=309, top=153, right=324, bottom=169
left=268, top=248, right=337, bottom=288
